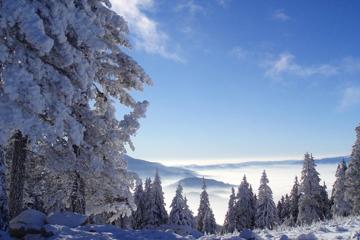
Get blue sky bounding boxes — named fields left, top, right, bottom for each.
left=112, top=0, right=360, bottom=165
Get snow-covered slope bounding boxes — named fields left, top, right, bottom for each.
left=2, top=215, right=359, bottom=239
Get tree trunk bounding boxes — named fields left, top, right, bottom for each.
left=8, top=130, right=28, bottom=219
left=70, top=145, right=86, bottom=214
left=0, top=146, right=9, bottom=230
left=70, top=170, right=86, bottom=214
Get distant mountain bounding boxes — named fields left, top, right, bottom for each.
left=169, top=177, right=235, bottom=189
left=185, top=156, right=350, bottom=170
left=125, top=155, right=197, bottom=179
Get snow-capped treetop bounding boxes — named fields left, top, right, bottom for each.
left=169, top=184, right=195, bottom=227
left=197, top=178, right=216, bottom=234
left=299, top=153, right=321, bottom=196
left=346, top=124, right=360, bottom=214
left=150, top=170, right=168, bottom=226
left=297, top=153, right=322, bottom=225
left=223, top=187, right=237, bottom=233
left=255, top=170, right=278, bottom=230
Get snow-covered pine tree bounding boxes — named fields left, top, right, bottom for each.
left=223, top=187, right=237, bottom=233
left=297, top=153, right=322, bottom=225
left=143, top=178, right=154, bottom=226
left=234, top=175, right=255, bottom=231
left=346, top=124, right=360, bottom=214
left=289, top=176, right=300, bottom=225
left=150, top=170, right=168, bottom=226
left=332, top=160, right=351, bottom=217
left=169, top=184, right=194, bottom=227
left=319, top=182, right=331, bottom=220
left=283, top=194, right=291, bottom=221
left=249, top=185, right=257, bottom=227
left=184, top=196, right=196, bottom=228
left=0, top=146, right=8, bottom=230
left=0, top=0, right=151, bottom=222
left=196, top=178, right=216, bottom=234
left=277, top=196, right=285, bottom=223
left=255, top=170, right=278, bottom=230
left=132, top=181, right=146, bottom=229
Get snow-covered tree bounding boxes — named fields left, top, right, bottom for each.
left=196, top=178, right=216, bottom=234
left=332, top=160, right=351, bottom=217
left=132, top=181, right=146, bottom=229
left=346, top=124, right=360, bottom=214
left=143, top=178, right=154, bottom=226
left=255, top=171, right=278, bottom=230
left=223, top=187, right=236, bottom=233
left=184, top=196, right=196, bottom=228
left=277, top=196, right=285, bottom=223
left=150, top=170, right=168, bottom=226
left=289, top=176, right=300, bottom=225
left=249, top=185, right=257, bottom=227
left=169, top=184, right=194, bottom=227
left=0, top=0, right=152, bottom=221
left=319, top=182, right=331, bottom=220
left=297, top=153, right=322, bottom=225
left=0, top=146, right=8, bottom=230
left=234, top=175, right=255, bottom=231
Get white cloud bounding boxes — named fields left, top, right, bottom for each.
left=111, top=0, right=184, bottom=62
left=265, top=52, right=338, bottom=78
left=339, top=87, right=360, bottom=110
left=216, top=0, right=231, bottom=8
left=272, top=9, right=290, bottom=22
left=176, top=0, right=205, bottom=16
left=229, top=46, right=248, bottom=60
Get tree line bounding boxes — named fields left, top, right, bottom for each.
left=127, top=124, right=360, bottom=234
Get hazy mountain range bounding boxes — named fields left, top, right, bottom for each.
left=184, top=156, right=350, bottom=170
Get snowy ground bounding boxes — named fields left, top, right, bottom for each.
left=1, top=215, right=359, bottom=239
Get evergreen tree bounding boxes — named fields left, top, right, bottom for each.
left=255, top=171, right=278, bottom=230
left=0, top=147, right=8, bottom=230
left=169, top=184, right=194, bottom=227
left=223, top=187, right=237, bottom=233
left=249, top=185, right=257, bottom=227
left=297, top=153, right=322, bottom=225
left=277, top=196, right=285, bottom=223
left=332, top=160, right=351, bottom=217
left=289, top=176, right=300, bottom=225
left=283, top=194, right=291, bottom=221
left=132, top=181, right=146, bottom=229
left=184, top=196, right=196, bottom=228
left=0, top=0, right=152, bottom=221
left=319, top=182, right=331, bottom=220
left=197, top=178, right=216, bottom=234
left=234, top=175, right=255, bottom=231
left=143, top=178, right=154, bottom=226
left=150, top=170, right=168, bottom=226
left=346, top=124, right=360, bottom=214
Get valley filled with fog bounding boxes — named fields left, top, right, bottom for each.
left=127, top=155, right=343, bottom=224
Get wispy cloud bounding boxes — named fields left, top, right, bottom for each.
left=229, top=46, right=248, bottom=60
left=338, top=86, right=360, bottom=110
left=111, top=0, right=184, bottom=62
left=272, top=9, right=290, bottom=22
left=176, top=0, right=205, bottom=16
left=264, top=52, right=338, bottom=78
left=216, top=0, right=232, bottom=8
